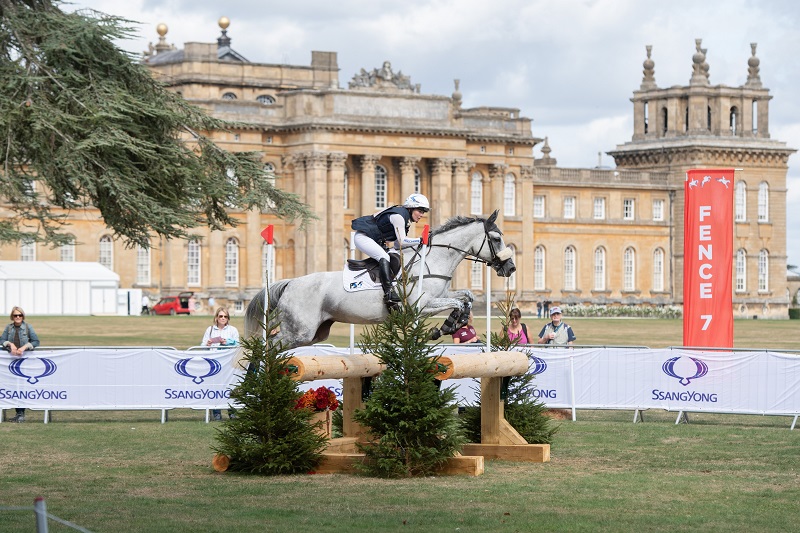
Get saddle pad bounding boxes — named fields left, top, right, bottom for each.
left=342, top=266, right=383, bottom=293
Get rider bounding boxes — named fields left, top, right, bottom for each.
left=351, top=193, right=430, bottom=309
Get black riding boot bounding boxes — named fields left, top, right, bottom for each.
left=378, top=258, right=400, bottom=310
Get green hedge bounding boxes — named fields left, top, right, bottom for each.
left=789, top=308, right=800, bottom=320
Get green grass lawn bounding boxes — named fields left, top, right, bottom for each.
left=2, top=315, right=799, bottom=531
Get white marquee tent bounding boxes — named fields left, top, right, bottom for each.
left=0, top=261, right=120, bottom=316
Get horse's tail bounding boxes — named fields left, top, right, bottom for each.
left=244, top=280, right=292, bottom=338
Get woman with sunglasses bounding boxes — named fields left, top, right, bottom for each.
left=201, top=306, right=240, bottom=421
left=2, top=306, right=40, bottom=422
left=504, top=307, right=529, bottom=345
left=351, top=193, right=430, bottom=310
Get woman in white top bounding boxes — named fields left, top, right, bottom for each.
left=202, top=306, right=240, bottom=347
left=201, top=306, right=239, bottom=421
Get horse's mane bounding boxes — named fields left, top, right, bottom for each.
left=431, top=215, right=501, bottom=237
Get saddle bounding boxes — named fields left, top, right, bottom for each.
left=346, top=254, right=402, bottom=283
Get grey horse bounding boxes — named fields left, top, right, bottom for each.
left=245, top=211, right=515, bottom=349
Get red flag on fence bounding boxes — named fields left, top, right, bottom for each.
left=683, top=168, right=735, bottom=347
left=421, top=224, right=430, bottom=245
left=261, top=225, right=274, bottom=244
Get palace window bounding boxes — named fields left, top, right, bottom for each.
left=503, top=174, right=516, bottom=216
left=20, top=238, right=35, bottom=262
left=375, top=165, right=387, bottom=209
left=594, top=247, right=606, bottom=291
left=623, top=199, right=635, bottom=220
left=758, top=182, right=769, bottom=222
left=470, top=261, right=483, bottom=289
left=533, top=195, right=545, bottom=218
left=534, top=246, right=545, bottom=290
left=563, top=196, right=575, bottom=219
left=735, top=181, right=747, bottom=221
left=505, top=245, right=516, bottom=291
left=758, top=249, right=768, bottom=292
left=225, top=238, right=239, bottom=286
left=136, top=245, right=151, bottom=285
left=735, top=249, right=747, bottom=292
left=593, top=197, right=605, bottom=220
left=470, top=172, right=483, bottom=215
left=221, top=92, right=237, bottom=100
left=653, top=199, right=664, bottom=221
left=99, top=235, right=113, bottom=270
left=256, top=94, right=275, bottom=104
left=623, top=247, right=636, bottom=291
left=60, top=237, right=76, bottom=262
left=563, top=246, right=576, bottom=291
left=414, top=167, right=422, bottom=194
left=652, top=248, right=664, bottom=292
left=187, top=239, right=201, bottom=286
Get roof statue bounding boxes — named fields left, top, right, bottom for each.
left=349, top=61, right=420, bottom=93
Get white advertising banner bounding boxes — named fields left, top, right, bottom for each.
left=2, top=346, right=798, bottom=417
left=0, top=347, right=243, bottom=410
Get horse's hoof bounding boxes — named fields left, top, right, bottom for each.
left=429, top=327, right=442, bottom=340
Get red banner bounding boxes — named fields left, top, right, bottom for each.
left=683, top=169, right=735, bottom=347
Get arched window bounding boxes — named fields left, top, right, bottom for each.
left=221, top=92, right=237, bottom=100
left=414, top=166, right=421, bottom=194
left=623, top=247, right=635, bottom=291
left=661, top=107, right=668, bottom=134
left=187, top=239, right=201, bottom=286
left=375, top=165, right=387, bottom=209
left=758, top=249, right=768, bottom=292
left=99, top=235, right=113, bottom=270
left=262, top=241, right=276, bottom=284
left=342, top=167, right=349, bottom=209
left=505, top=245, right=517, bottom=291
left=503, top=173, right=515, bottom=216
left=752, top=99, right=758, bottom=133
left=20, top=238, right=35, bottom=261
left=735, top=249, right=747, bottom=292
left=60, top=237, right=76, bottom=262
left=707, top=105, right=712, bottom=130
left=563, top=246, right=576, bottom=291
left=136, top=245, right=151, bottom=285
left=594, top=247, right=606, bottom=291
left=730, top=106, right=738, bottom=135
left=256, top=94, right=275, bottom=104
left=758, top=182, right=769, bottom=222
left=534, top=245, right=545, bottom=291
left=735, top=181, right=747, bottom=222
left=470, top=261, right=483, bottom=289
left=643, top=100, right=649, bottom=134
left=470, top=172, right=483, bottom=215
left=225, top=238, right=239, bottom=286
left=652, top=248, right=664, bottom=292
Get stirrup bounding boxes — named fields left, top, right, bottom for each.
left=384, top=290, right=401, bottom=310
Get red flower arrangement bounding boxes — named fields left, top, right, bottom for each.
left=295, top=386, right=339, bottom=412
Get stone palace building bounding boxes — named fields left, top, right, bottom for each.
left=3, top=19, right=794, bottom=318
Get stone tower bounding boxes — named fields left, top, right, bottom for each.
left=609, top=40, right=795, bottom=318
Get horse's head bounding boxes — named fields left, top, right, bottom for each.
left=483, top=210, right=516, bottom=277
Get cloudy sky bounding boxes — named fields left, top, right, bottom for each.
left=70, top=0, right=800, bottom=269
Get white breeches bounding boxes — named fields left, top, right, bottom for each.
left=354, top=231, right=390, bottom=262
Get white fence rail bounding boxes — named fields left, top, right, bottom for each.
left=2, top=345, right=798, bottom=428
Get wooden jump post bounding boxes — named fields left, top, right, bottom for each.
left=435, top=351, right=551, bottom=463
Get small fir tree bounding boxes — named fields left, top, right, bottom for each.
left=213, top=311, right=327, bottom=475
left=461, top=295, right=559, bottom=444
left=353, top=277, right=466, bottom=478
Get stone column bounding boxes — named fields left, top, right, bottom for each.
left=453, top=158, right=473, bottom=217
left=287, top=153, right=307, bottom=276
left=305, top=151, right=330, bottom=274
left=489, top=163, right=508, bottom=225
left=399, top=156, right=421, bottom=201
left=430, top=158, right=454, bottom=227
left=519, top=166, right=535, bottom=301
left=360, top=155, right=380, bottom=214
left=328, top=152, right=348, bottom=270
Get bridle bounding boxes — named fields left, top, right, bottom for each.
left=408, top=221, right=512, bottom=282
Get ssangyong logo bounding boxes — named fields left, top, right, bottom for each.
left=662, top=356, right=708, bottom=386
left=8, top=357, right=57, bottom=384
left=174, top=357, right=222, bottom=384
left=529, top=356, right=547, bottom=375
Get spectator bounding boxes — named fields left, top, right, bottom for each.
left=201, top=306, right=240, bottom=421
left=1, top=306, right=40, bottom=423
left=536, top=301, right=542, bottom=319
left=543, top=300, right=551, bottom=316
left=537, top=306, right=576, bottom=346
left=504, top=307, right=530, bottom=345
left=452, top=311, right=480, bottom=343
left=141, top=294, right=150, bottom=315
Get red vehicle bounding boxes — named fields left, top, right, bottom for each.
left=152, top=291, right=194, bottom=315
